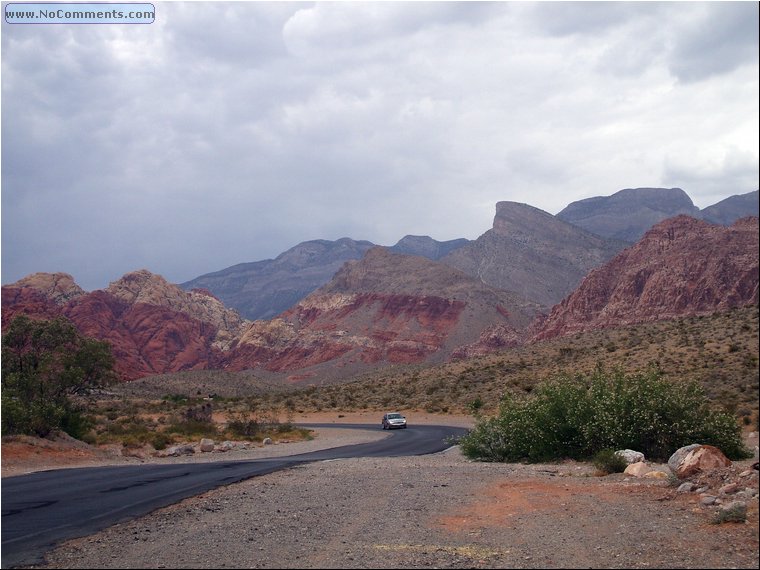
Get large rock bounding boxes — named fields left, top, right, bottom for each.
left=668, top=444, right=732, bottom=479
left=624, top=461, right=652, bottom=477
left=615, top=449, right=645, bottom=464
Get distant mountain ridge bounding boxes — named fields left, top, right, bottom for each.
left=557, top=188, right=758, bottom=242
left=181, top=235, right=470, bottom=321
left=223, top=247, right=542, bottom=377
left=389, top=235, right=470, bottom=260
left=556, top=187, right=701, bottom=242
left=180, top=238, right=376, bottom=320
left=1, top=251, right=543, bottom=380
left=179, top=188, right=757, bottom=320
left=700, top=190, right=759, bottom=225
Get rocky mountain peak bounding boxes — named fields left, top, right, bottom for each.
left=8, top=272, right=85, bottom=305
left=556, top=187, right=701, bottom=242
left=106, top=269, right=246, bottom=345
left=441, top=202, right=626, bottom=307
left=492, top=201, right=557, bottom=237
left=106, top=269, right=174, bottom=305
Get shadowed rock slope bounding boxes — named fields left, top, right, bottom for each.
left=700, top=190, right=759, bottom=225
left=440, top=201, right=626, bottom=307
left=530, top=216, right=759, bottom=341
left=180, top=238, right=376, bottom=321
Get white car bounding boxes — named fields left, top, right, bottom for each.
left=381, top=412, right=407, bottom=430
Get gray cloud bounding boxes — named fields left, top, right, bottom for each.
left=667, top=2, right=759, bottom=83
left=2, top=1, right=758, bottom=291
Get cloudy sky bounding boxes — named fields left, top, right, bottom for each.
left=2, top=1, right=758, bottom=291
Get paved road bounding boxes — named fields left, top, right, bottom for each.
left=1, top=423, right=467, bottom=568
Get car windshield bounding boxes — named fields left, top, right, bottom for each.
left=387, top=413, right=403, bottom=419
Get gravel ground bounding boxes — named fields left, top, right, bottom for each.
left=15, top=421, right=760, bottom=570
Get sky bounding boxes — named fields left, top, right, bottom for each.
left=1, top=1, right=758, bottom=291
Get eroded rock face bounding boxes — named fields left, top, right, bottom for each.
left=450, top=324, right=522, bottom=359
left=2, top=272, right=229, bottom=380
left=107, top=270, right=246, bottom=349
left=62, top=290, right=223, bottom=380
left=1, top=285, right=63, bottom=327
left=531, top=216, right=759, bottom=341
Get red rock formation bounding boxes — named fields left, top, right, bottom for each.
left=62, top=290, right=222, bottom=379
left=450, top=324, right=522, bottom=359
left=530, top=216, right=759, bottom=341
left=2, top=272, right=229, bottom=380
left=224, top=249, right=542, bottom=372
left=1, top=286, right=63, bottom=327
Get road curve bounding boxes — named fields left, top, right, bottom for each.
left=1, top=423, right=467, bottom=568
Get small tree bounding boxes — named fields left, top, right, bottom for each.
left=2, top=315, right=116, bottom=438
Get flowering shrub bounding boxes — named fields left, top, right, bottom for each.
left=458, top=366, right=751, bottom=462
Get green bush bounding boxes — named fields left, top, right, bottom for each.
left=592, top=449, right=628, bottom=474
left=457, top=366, right=751, bottom=463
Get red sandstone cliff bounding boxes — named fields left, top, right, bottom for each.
left=529, top=216, right=759, bottom=341
left=1, top=270, right=243, bottom=380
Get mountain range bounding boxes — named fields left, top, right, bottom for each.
left=2, top=187, right=758, bottom=383
left=183, top=188, right=758, bottom=320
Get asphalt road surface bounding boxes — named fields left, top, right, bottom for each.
left=1, top=423, right=467, bottom=568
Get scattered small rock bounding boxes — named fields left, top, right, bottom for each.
left=677, top=482, right=695, bottom=493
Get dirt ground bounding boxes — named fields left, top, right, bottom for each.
left=2, top=413, right=759, bottom=569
